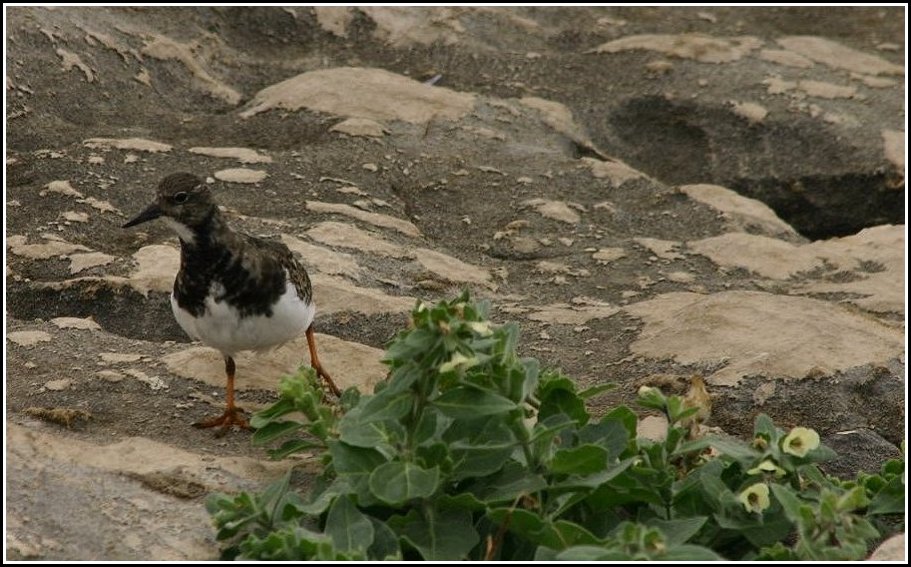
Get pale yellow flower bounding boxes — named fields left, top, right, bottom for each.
left=438, top=351, right=477, bottom=373
left=782, top=427, right=820, bottom=457
left=747, top=459, right=786, bottom=477
left=738, top=483, right=771, bottom=514
left=638, top=385, right=659, bottom=397
left=466, top=321, right=493, bottom=336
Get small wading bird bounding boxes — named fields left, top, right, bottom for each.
left=123, top=172, right=341, bottom=432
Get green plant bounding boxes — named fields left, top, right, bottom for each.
left=207, top=292, right=905, bottom=560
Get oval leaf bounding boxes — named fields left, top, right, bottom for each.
left=368, top=462, right=440, bottom=505
left=551, top=444, right=609, bottom=475
left=433, top=387, right=517, bottom=419
left=325, top=495, right=374, bottom=553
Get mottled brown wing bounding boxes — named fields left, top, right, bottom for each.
left=245, top=235, right=313, bottom=305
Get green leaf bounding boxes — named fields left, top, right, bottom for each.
left=578, top=419, right=630, bottom=460
left=390, top=506, right=480, bottom=560
left=534, top=546, right=560, bottom=560
left=433, top=386, right=517, bottom=419
left=437, top=492, right=488, bottom=511
left=368, top=462, right=440, bottom=505
left=663, top=544, right=724, bottom=561
left=329, top=441, right=388, bottom=505
left=538, top=374, right=588, bottom=425
left=753, top=413, right=778, bottom=441
left=367, top=517, right=402, bottom=560
left=358, top=390, right=413, bottom=423
left=578, top=383, right=616, bottom=399
left=551, top=444, right=609, bottom=475
left=294, top=478, right=353, bottom=515
left=550, top=457, right=635, bottom=493
left=715, top=511, right=793, bottom=548
left=868, top=475, right=905, bottom=515
left=324, top=495, right=374, bottom=553
left=769, top=483, right=804, bottom=523
left=602, top=406, right=638, bottom=439
left=251, top=421, right=304, bottom=445
left=556, top=545, right=627, bottom=561
left=267, top=438, right=324, bottom=460
left=338, top=412, right=405, bottom=452
left=237, top=525, right=337, bottom=560
left=644, top=517, right=707, bottom=546
left=250, top=398, right=295, bottom=428
left=468, top=462, right=548, bottom=504
left=676, top=435, right=758, bottom=461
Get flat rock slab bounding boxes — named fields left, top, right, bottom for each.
left=161, top=333, right=387, bottom=394
left=624, top=291, right=903, bottom=387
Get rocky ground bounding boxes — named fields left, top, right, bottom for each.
left=5, top=6, right=905, bottom=560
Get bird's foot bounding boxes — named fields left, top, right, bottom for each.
left=193, top=406, right=249, bottom=435
left=313, top=364, right=342, bottom=398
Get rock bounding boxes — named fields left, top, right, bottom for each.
left=306, top=221, right=411, bottom=258
left=128, top=245, right=180, bottom=296
left=99, top=352, right=143, bottom=364
left=687, top=232, right=820, bottom=279
left=4, top=6, right=904, bottom=559
left=624, top=291, right=903, bottom=387
left=45, top=180, right=83, bottom=198
left=213, top=168, right=268, bottom=184
left=280, top=234, right=361, bottom=278
left=592, top=248, right=627, bottom=265
left=637, top=415, right=669, bottom=441
left=162, top=333, right=386, bottom=393
left=312, top=275, right=414, bottom=316
left=868, top=534, right=905, bottom=561
left=329, top=118, right=388, bottom=138
left=821, top=429, right=901, bottom=479
left=590, top=34, right=762, bottom=63
left=44, top=379, right=72, bottom=391
left=82, top=137, right=172, bottom=153
left=633, top=237, right=683, bottom=260
left=580, top=157, right=645, bottom=185
left=522, top=199, right=581, bottom=224
left=68, top=252, right=115, bottom=274
left=141, top=34, right=242, bottom=105
left=8, top=331, right=53, bottom=347
left=241, top=67, right=475, bottom=124
left=528, top=301, right=619, bottom=325
left=8, top=235, right=91, bottom=259
left=51, top=317, right=101, bottom=330
left=679, top=184, right=798, bottom=238
left=6, top=422, right=287, bottom=559
left=413, top=247, right=493, bottom=288
left=188, top=147, right=272, bottom=164
left=306, top=201, right=420, bottom=237
left=775, top=36, right=904, bottom=75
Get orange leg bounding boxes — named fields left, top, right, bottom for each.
left=194, top=356, right=250, bottom=433
left=306, top=325, right=341, bottom=397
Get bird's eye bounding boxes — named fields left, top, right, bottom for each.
left=173, top=192, right=189, bottom=204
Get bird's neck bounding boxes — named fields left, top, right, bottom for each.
left=171, top=208, right=237, bottom=263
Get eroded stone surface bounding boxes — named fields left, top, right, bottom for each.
left=241, top=67, right=475, bottom=123
left=162, top=333, right=386, bottom=394
left=306, top=201, right=421, bottom=236
left=680, top=184, right=797, bottom=238
left=306, top=221, right=411, bottom=258
left=624, top=291, right=903, bottom=386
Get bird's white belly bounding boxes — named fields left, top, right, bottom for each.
left=171, top=282, right=315, bottom=357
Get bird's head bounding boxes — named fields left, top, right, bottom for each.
left=122, top=173, right=217, bottom=241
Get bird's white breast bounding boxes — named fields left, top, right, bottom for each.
left=171, top=275, right=315, bottom=357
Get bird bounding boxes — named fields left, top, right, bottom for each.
left=122, top=172, right=341, bottom=432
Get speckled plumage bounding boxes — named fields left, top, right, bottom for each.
left=123, top=172, right=340, bottom=431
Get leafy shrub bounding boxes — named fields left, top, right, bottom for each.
left=208, top=292, right=905, bottom=560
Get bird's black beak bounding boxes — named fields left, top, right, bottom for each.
left=122, top=202, right=163, bottom=228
